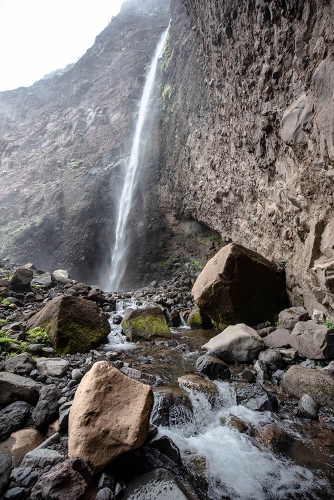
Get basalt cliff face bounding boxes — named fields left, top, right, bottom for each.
left=159, top=0, right=334, bottom=320
left=2, top=0, right=334, bottom=316
left=0, top=0, right=169, bottom=286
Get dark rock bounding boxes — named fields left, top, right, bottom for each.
left=21, top=449, right=64, bottom=470
left=11, top=269, right=33, bottom=291
left=71, top=369, right=83, bottom=382
left=271, top=370, right=285, bottom=386
left=4, top=353, right=36, bottom=376
left=58, top=402, right=72, bottom=431
left=32, top=384, right=61, bottom=429
left=236, top=384, right=278, bottom=411
left=278, top=307, right=309, bottom=330
left=0, top=451, right=12, bottom=496
left=263, top=328, right=291, bottom=348
left=30, top=458, right=93, bottom=500
left=97, top=472, right=114, bottom=490
left=9, top=466, right=39, bottom=488
left=96, top=488, right=114, bottom=500
left=195, top=353, right=230, bottom=380
left=192, top=243, right=287, bottom=328
left=4, top=486, right=25, bottom=499
left=149, top=435, right=182, bottom=465
left=0, top=372, right=41, bottom=405
left=0, top=402, right=31, bottom=442
left=31, top=273, right=53, bottom=289
left=26, top=295, right=110, bottom=355
left=258, top=349, right=284, bottom=371
left=112, top=315, right=123, bottom=325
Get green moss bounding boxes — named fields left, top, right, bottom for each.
left=27, top=327, right=49, bottom=343
left=0, top=337, right=11, bottom=352
left=187, top=310, right=202, bottom=328
left=1, top=299, right=10, bottom=306
left=0, top=319, right=7, bottom=325
left=38, top=319, right=108, bottom=356
left=122, top=315, right=171, bottom=341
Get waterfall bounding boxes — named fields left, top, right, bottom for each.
left=105, top=29, right=168, bottom=292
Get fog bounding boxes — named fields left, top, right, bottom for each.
left=0, top=0, right=124, bottom=91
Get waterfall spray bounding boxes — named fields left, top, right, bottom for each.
left=106, top=29, right=168, bottom=291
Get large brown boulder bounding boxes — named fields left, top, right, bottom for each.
left=281, top=365, right=334, bottom=406
left=26, top=295, right=110, bottom=355
left=68, top=361, right=153, bottom=473
left=11, top=268, right=33, bottom=291
left=192, top=243, right=287, bottom=329
left=121, top=306, right=171, bottom=341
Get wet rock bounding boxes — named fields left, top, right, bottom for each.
left=68, top=361, right=153, bottom=473
left=236, top=384, right=278, bottom=411
left=151, top=387, right=193, bottom=427
left=227, top=416, right=248, bottom=433
left=150, top=436, right=182, bottom=465
left=278, top=307, right=309, bottom=330
left=195, top=353, right=230, bottom=380
left=21, top=449, right=63, bottom=470
left=11, top=269, right=33, bottom=291
left=258, top=349, right=284, bottom=371
left=271, top=370, right=285, bottom=386
left=0, top=451, right=12, bottom=496
left=31, top=273, right=53, bottom=289
left=0, top=402, right=31, bottom=442
left=4, top=353, right=36, bottom=375
left=36, top=358, right=69, bottom=378
left=71, top=369, right=83, bottom=382
left=202, top=323, right=264, bottom=363
left=97, top=472, right=114, bottom=490
left=254, top=360, right=268, bottom=381
left=112, top=314, right=123, bottom=325
left=263, top=328, right=291, bottom=348
left=96, top=488, right=114, bottom=500
left=121, top=306, right=171, bottom=341
left=256, top=424, right=287, bottom=451
left=290, top=320, right=334, bottom=359
left=192, top=243, right=287, bottom=328
left=298, top=394, right=319, bottom=419
left=281, top=365, right=334, bottom=406
left=58, top=402, right=72, bottom=431
left=122, top=468, right=194, bottom=500
left=186, top=307, right=213, bottom=329
left=30, top=458, right=93, bottom=500
left=32, top=384, right=61, bottom=429
left=0, top=429, right=44, bottom=468
left=26, top=295, right=110, bottom=355
left=178, top=374, right=219, bottom=407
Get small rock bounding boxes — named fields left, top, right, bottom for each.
left=0, top=451, right=12, bottom=496
left=258, top=349, right=284, bottom=371
left=4, top=486, right=25, bottom=499
left=298, top=393, right=319, bottom=419
left=278, top=307, right=308, bottom=330
left=195, top=353, right=230, bottom=380
left=150, top=435, right=182, bottom=465
left=32, top=384, right=61, bottom=429
left=263, top=328, right=291, bottom=348
left=21, top=449, right=64, bottom=470
left=96, top=488, right=114, bottom=500
left=256, top=424, right=287, bottom=451
left=0, top=372, right=41, bottom=405
left=0, top=402, right=31, bottom=442
left=4, top=353, right=35, bottom=376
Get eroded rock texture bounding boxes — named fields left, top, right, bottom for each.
left=159, top=0, right=334, bottom=320
left=0, top=0, right=170, bottom=287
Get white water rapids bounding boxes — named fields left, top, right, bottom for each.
left=153, top=382, right=330, bottom=500
left=106, top=29, right=168, bottom=292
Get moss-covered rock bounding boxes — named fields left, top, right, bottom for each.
left=187, top=307, right=213, bottom=329
left=121, top=306, right=171, bottom=341
left=26, top=295, right=110, bottom=355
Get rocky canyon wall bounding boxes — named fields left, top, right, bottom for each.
left=159, top=0, right=334, bottom=320
left=0, top=0, right=170, bottom=286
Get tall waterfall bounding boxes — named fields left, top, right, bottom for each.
left=106, top=29, right=168, bottom=292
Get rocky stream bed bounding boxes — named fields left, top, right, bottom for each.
left=0, top=255, right=334, bottom=500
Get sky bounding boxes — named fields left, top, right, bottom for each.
left=0, top=0, right=124, bottom=91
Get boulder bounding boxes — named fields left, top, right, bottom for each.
left=281, top=365, right=334, bottom=406
left=278, top=307, right=309, bottom=330
left=236, top=384, right=278, bottom=411
left=36, top=358, right=69, bottom=377
left=258, top=349, right=284, bottom=371
left=151, top=387, right=193, bottom=428
left=0, top=402, right=31, bottom=442
left=30, top=458, right=93, bottom=500
left=26, top=295, right=110, bottom=355
left=121, top=306, right=171, bottom=341
left=192, top=243, right=287, bottom=329
left=32, top=384, right=61, bottom=429
left=150, top=436, right=182, bottom=465
left=68, top=361, right=153, bottom=473
left=195, top=354, right=230, bottom=380
left=178, top=374, right=219, bottom=407
left=0, top=452, right=12, bottom=496
left=256, top=424, right=288, bottom=451
left=202, top=323, right=264, bottom=363
left=31, top=272, right=53, bottom=289
left=11, top=268, right=33, bottom=291
left=0, top=372, right=41, bottom=405
left=0, top=429, right=44, bottom=467
left=186, top=308, right=213, bottom=329
left=263, top=328, right=291, bottom=348
left=52, top=270, right=72, bottom=284
left=290, top=320, right=334, bottom=359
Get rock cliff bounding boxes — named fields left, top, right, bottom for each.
left=0, top=0, right=170, bottom=286
left=159, top=0, right=334, bottom=320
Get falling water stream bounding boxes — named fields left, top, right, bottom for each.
left=106, top=29, right=168, bottom=292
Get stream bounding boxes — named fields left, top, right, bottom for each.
left=103, top=300, right=334, bottom=500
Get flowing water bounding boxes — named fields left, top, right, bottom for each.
left=105, top=29, right=168, bottom=292
left=103, top=299, right=334, bottom=499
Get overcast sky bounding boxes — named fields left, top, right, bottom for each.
left=0, top=0, right=124, bottom=91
